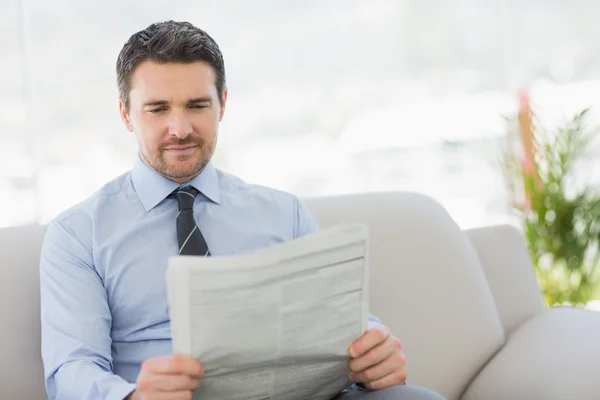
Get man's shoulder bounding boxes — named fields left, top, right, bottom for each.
left=215, top=169, right=319, bottom=238
left=51, top=171, right=131, bottom=227
left=216, top=168, right=299, bottom=206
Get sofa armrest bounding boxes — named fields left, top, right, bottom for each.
left=462, top=307, right=600, bottom=400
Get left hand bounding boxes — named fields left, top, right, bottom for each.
left=348, top=327, right=406, bottom=390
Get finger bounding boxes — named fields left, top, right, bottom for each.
left=350, top=348, right=405, bottom=384
left=349, top=327, right=389, bottom=358
left=151, top=373, right=201, bottom=392
left=349, top=334, right=397, bottom=373
left=146, top=354, right=204, bottom=377
left=363, top=368, right=407, bottom=391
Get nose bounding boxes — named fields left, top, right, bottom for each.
left=167, top=111, right=193, bottom=139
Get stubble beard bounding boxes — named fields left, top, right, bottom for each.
left=143, top=136, right=217, bottom=182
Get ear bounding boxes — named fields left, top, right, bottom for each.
left=119, top=98, right=134, bottom=132
left=218, top=89, right=228, bottom=122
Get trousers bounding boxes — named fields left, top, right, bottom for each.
left=334, top=385, right=446, bottom=400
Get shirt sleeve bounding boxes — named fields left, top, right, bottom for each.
left=293, top=196, right=320, bottom=238
left=40, top=220, right=136, bottom=400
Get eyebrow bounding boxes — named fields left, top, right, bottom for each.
left=142, top=97, right=213, bottom=107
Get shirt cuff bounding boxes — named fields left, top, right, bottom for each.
left=346, top=381, right=407, bottom=392
left=345, top=383, right=368, bottom=392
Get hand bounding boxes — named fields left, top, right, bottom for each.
left=348, top=327, right=406, bottom=391
left=128, top=354, right=204, bottom=400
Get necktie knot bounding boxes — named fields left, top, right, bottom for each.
left=174, top=186, right=198, bottom=211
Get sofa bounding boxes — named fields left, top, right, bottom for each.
left=1, top=191, right=600, bottom=399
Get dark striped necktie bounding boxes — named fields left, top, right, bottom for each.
left=171, top=186, right=211, bottom=256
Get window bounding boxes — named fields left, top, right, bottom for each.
left=3, top=0, right=600, bottom=229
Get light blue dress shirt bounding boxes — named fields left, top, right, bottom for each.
left=40, top=154, right=380, bottom=400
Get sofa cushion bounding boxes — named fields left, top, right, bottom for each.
left=463, top=307, right=600, bottom=400
left=304, top=192, right=505, bottom=400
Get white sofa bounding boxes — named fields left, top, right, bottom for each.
left=2, top=192, right=600, bottom=399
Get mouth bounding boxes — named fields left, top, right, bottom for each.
left=164, top=145, right=199, bottom=156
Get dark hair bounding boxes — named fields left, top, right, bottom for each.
left=116, top=20, right=226, bottom=110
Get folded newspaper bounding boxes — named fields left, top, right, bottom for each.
left=166, top=223, right=370, bottom=400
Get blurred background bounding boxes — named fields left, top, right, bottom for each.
left=3, top=0, right=600, bottom=304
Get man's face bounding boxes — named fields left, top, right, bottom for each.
left=120, top=61, right=227, bottom=183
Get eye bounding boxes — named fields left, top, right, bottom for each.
left=149, top=107, right=166, bottom=114
left=190, top=104, right=208, bottom=110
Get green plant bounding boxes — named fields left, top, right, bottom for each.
left=503, top=100, right=600, bottom=307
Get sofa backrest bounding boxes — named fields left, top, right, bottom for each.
left=0, top=224, right=47, bottom=399
left=465, top=225, right=545, bottom=337
left=303, top=192, right=506, bottom=400
left=0, top=192, right=510, bottom=400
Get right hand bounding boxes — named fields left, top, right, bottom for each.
left=128, top=354, right=204, bottom=400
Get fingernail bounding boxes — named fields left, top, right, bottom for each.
left=350, top=346, right=358, bottom=358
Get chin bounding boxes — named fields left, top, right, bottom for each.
left=167, top=161, right=206, bottom=180
left=168, top=166, right=199, bottom=178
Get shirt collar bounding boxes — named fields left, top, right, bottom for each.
left=131, top=153, right=221, bottom=212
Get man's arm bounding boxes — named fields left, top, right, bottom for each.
left=293, top=196, right=320, bottom=239
left=40, top=220, right=136, bottom=400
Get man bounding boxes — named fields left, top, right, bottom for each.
left=39, top=20, right=445, bottom=400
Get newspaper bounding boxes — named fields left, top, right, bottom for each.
left=165, top=223, right=370, bottom=400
